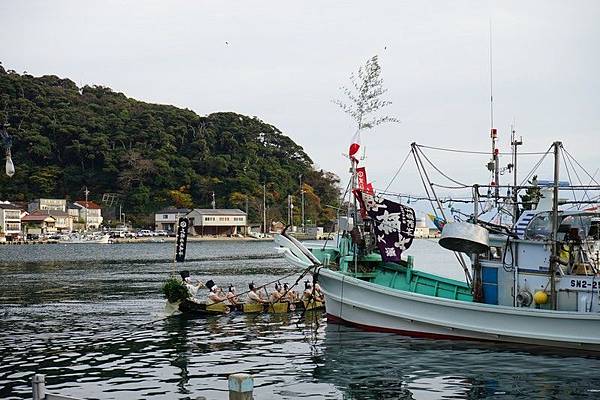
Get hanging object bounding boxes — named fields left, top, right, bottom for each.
left=356, top=167, right=373, bottom=194
left=355, top=190, right=416, bottom=262
left=427, top=213, right=446, bottom=231
left=175, top=217, right=189, bottom=262
left=439, top=222, right=490, bottom=254
left=5, top=150, right=15, bottom=177
left=349, top=130, right=361, bottom=160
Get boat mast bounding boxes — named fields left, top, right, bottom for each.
left=351, top=157, right=359, bottom=275
left=411, top=143, right=473, bottom=286
left=511, top=126, right=522, bottom=221
left=472, top=185, right=483, bottom=301
left=550, top=141, right=561, bottom=310
left=490, top=128, right=500, bottom=202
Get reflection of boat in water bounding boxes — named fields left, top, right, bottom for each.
left=177, top=298, right=324, bottom=316
left=315, top=324, right=600, bottom=399
left=277, top=139, right=600, bottom=352
left=58, top=233, right=110, bottom=244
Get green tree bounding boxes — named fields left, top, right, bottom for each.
left=520, top=175, right=541, bottom=212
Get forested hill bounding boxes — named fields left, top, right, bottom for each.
left=0, top=66, right=340, bottom=225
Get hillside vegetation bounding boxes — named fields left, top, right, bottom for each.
left=0, top=66, right=340, bottom=226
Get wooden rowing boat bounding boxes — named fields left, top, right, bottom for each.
left=178, top=298, right=324, bottom=316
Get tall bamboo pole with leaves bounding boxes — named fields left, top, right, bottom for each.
left=333, top=55, right=399, bottom=273
left=333, top=55, right=399, bottom=133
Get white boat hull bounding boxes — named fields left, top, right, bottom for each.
left=319, top=268, right=600, bottom=351
left=59, top=234, right=110, bottom=244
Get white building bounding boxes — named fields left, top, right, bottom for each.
left=73, top=201, right=103, bottom=230
left=414, top=216, right=431, bottom=238
left=0, top=201, right=22, bottom=240
left=154, top=207, right=191, bottom=232
left=186, top=209, right=247, bottom=236
left=28, top=198, right=67, bottom=213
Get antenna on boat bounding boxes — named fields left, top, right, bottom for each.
left=487, top=18, right=500, bottom=204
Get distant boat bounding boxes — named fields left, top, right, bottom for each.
left=58, top=233, right=110, bottom=244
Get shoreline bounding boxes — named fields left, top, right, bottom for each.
left=0, top=236, right=439, bottom=245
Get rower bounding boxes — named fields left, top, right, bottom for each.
left=205, top=280, right=227, bottom=305
left=313, top=276, right=324, bottom=301
left=226, top=285, right=240, bottom=305
left=270, top=282, right=283, bottom=302
left=247, top=282, right=266, bottom=304
left=303, top=280, right=324, bottom=303
left=180, top=270, right=204, bottom=297
left=302, top=280, right=313, bottom=301
left=283, top=282, right=298, bottom=302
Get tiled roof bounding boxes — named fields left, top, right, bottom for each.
left=33, top=210, right=70, bottom=217
left=188, top=208, right=246, bottom=216
left=22, top=212, right=56, bottom=222
left=156, top=207, right=191, bottom=214
left=0, top=201, right=20, bottom=209
left=74, top=201, right=102, bottom=209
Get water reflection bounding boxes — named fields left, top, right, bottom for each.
left=2, top=242, right=600, bottom=399
left=316, top=324, right=600, bottom=399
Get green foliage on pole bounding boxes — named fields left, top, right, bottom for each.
left=162, top=276, right=190, bottom=303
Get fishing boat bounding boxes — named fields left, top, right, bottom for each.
left=276, top=136, right=600, bottom=351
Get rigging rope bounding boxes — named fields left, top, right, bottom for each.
left=416, top=143, right=550, bottom=156
left=417, top=146, right=470, bottom=188
left=562, top=147, right=600, bottom=186
left=519, top=144, right=553, bottom=186
left=383, top=150, right=411, bottom=193
left=560, top=147, right=580, bottom=209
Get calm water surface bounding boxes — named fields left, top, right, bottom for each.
left=1, top=240, right=599, bottom=399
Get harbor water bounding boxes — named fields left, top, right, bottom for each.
left=1, top=240, right=600, bottom=399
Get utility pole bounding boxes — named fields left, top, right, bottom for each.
left=287, top=194, right=294, bottom=227
left=262, top=183, right=267, bottom=235
left=299, top=174, right=305, bottom=233
left=84, top=186, right=89, bottom=231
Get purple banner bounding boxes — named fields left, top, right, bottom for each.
left=356, top=191, right=416, bottom=262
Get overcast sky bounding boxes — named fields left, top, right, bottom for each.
left=2, top=0, right=599, bottom=215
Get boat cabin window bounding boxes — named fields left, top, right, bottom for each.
left=525, top=212, right=596, bottom=241
left=589, top=219, right=600, bottom=240
left=480, top=246, right=502, bottom=261
left=560, top=214, right=593, bottom=241
left=524, top=212, right=552, bottom=240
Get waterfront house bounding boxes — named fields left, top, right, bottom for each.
left=28, top=198, right=67, bottom=213
left=0, top=201, right=22, bottom=241
left=73, top=201, right=103, bottom=230
left=32, top=210, right=73, bottom=233
left=22, top=212, right=57, bottom=237
left=154, top=207, right=191, bottom=233
left=186, top=209, right=247, bottom=236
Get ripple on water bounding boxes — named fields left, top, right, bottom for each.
left=2, top=242, right=600, bottom=399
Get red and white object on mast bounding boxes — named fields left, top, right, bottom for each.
left=349, top=130, right=361, bottom=161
